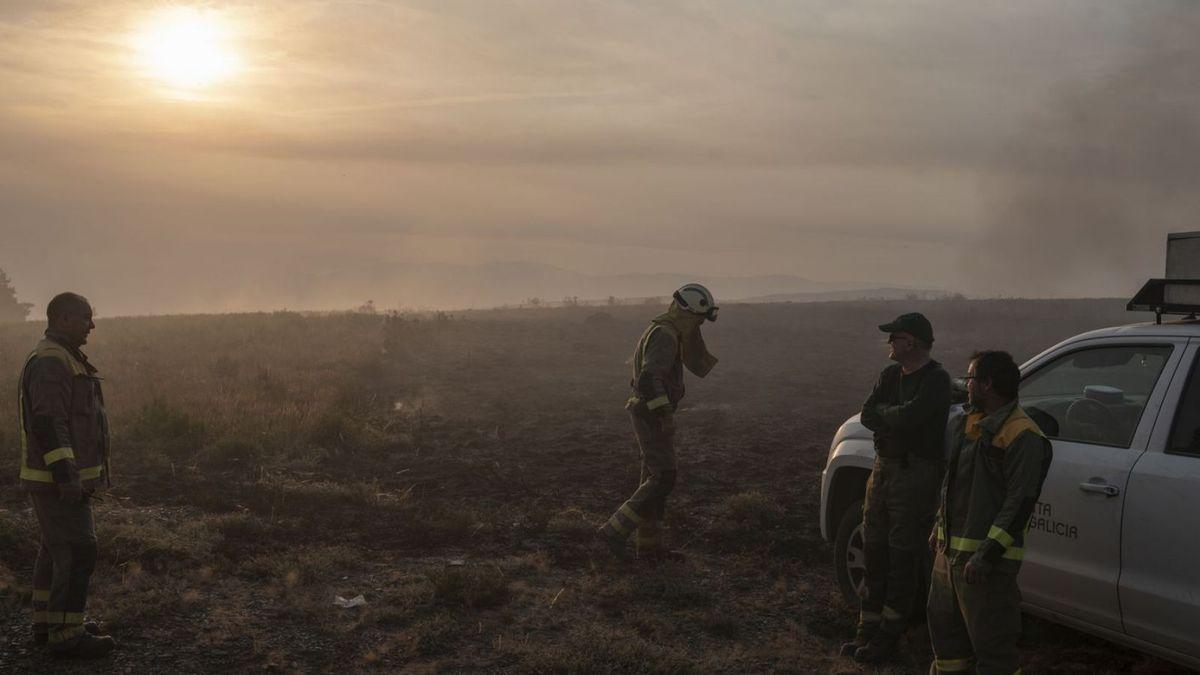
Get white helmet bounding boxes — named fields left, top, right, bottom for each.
left=673, top=282, right=719, bottom=321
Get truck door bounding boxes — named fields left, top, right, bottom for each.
left=1016, top=339, right=1184, bottom=633
left=1120, top=340, right=1200, bottom=660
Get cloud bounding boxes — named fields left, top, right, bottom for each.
left=1, top=1, right=1195, bottom=313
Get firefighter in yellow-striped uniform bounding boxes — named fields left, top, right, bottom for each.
left=927, top=350, right=1052, bottom=675
left=18, top=293, right=115, bottom=658
left=599, top=284, right=719, bottom=561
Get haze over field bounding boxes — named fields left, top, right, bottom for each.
left=2, top=1, right=1199, bottom=315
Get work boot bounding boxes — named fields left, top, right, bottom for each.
left=838, top=639, right=863, bottom=658
left=597, top=530, right=631, bottom=561
left=853, top=635, right=898, bottom=665
left=839, top=628, right=874, bottom=657
left=33, top=621, right=103, bottom=646
left=49, top=632, right=116, bottom=658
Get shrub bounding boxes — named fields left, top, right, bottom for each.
left=239, top=545, right=361, bottom=585
left=428, top=565, right=510, bottom=610
left=705, top=491, right=784, bottom=552
left=103, top=518, right=217, bottom=571
left=0, top=512, right=37, bottom=567
left=195, top=438, right=265, bottom=470
left=123, top=399, right=208, bottom=460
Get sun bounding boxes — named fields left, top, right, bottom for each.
left=133, top=7, right=239, bottom=91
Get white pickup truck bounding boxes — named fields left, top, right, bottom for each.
left=820, top=251, right=1200, bottom=670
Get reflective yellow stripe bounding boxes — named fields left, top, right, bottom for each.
left=949, top=536, right=983, bottom=552
left=950, top=535, right=1025, bottom=560
left=20, top=464, right=102, bottom=483
left=1002, top=546, right=1025, bottom=561
left=43, top=611, right=85, bottom=625
left=605, top=516, right=631, bottom=537
left=881, top=605, right=902, bottom=621
left=32, top=589, right=50, bottom=602
left=646, top=396, right=670, bottom=411
left=47, top=625, right=85, bottom=644
left=935, top=657, right=973, bottom=672
left=988, top=525, right=1014, bottom=548
left=618, top=503, right=644, bottom=526
left=634, top=324, right=662, bottom=374
left=43, top=447, right=75, bottom=465
left=859, top=610, right=881, bottom=623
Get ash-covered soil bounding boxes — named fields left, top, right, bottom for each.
left=0, top=299, right=1185, bottom=673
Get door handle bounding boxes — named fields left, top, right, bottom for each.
left=1079, top=481, right=1120, bottom=497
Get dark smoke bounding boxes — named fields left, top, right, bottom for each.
left=976, top=6, right=1200, bottom=298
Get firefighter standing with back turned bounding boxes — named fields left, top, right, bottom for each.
left=18, top=292, right=115, bottom=658
left=844, top=312, right=951, bottom=664
left=599, top=283, right=719, bottom=562
left=927, top=350, right=1052, bottom=674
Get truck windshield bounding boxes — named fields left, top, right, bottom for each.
left=1019, top=345, right=1173, bottom=448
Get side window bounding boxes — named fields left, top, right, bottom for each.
left=1168, top=354, right=1200, bottom=457
left=1019, top=345, right=1173, bottom=448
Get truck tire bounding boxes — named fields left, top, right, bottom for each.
left=833, top=498, right=867, bottom=605
left=832, top=498, right=934, bottom=617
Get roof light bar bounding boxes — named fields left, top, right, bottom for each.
left=1128, top=232, right=1200, bottom=324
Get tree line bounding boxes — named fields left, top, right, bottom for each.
left=1, top=267, right=33, bottom=323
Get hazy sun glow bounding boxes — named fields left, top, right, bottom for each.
left=134, top=7, right=239, bottom=91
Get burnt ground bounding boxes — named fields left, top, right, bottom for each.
left=0, top=299, right=1190, bottom=673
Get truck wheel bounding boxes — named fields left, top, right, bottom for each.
left=834, top=498, right=867, bottom=605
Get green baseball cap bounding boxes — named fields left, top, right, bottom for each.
left=879, top=312, right=934, bottom=344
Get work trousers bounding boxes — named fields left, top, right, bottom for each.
left=927, top=552, right=1022, bottom=674
left=858, top=455, right=942, bottom=642
left=600, top=409, right=677, bottom=556
left=29, top=491, right=98, bottom=646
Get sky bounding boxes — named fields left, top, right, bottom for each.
left=2, top=1, right=1199, bottom=315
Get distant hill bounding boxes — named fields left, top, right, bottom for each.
left=92, top=260, right=942, bottom=315
left=741, top=287, right=953, bottom=304
left=284, top=261, right=937, bottom=310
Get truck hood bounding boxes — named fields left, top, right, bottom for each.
left=831, top=413, right=873, bottom=448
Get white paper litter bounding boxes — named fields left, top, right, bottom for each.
left=333, top=594, right=367, bottom=608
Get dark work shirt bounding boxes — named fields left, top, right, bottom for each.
left=861, top=360, right=952, bottom=461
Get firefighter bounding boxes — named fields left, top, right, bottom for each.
left=844, top=312, right=952, bottom=664
left=18, top=292, right=115, bottom=657
left=598, top=283, right=719, bottom=562
left=927, top=350, right=1052, bottom=675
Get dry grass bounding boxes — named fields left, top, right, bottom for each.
left=0, top=299, right=1176, bottom=673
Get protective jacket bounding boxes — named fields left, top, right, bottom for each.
left=18, top=334, right=109, bottom=491
left=936, top=400, right=1052, bottom=573
left=627, top=322, right=686, bottom=413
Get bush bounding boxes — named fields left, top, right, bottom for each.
left=238, top=545, right=361, bottom=585
left=0, top=512, right=37, bottom=567
left=307, top=411, right=367, bottom=454
left=428, top=565, right=510, bottom=610
left=195, top=438, right=265, bottom=470
left=103, top=518, right=217, bottom=571
left=705, top=491, right=784, bottom=552
left=123, top=399, right=208, bottom=460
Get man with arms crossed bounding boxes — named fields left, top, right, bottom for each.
left=845, top=312, right=951, bottom=664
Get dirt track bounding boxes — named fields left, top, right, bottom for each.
left=0, top=299, right=1189, bottom=673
